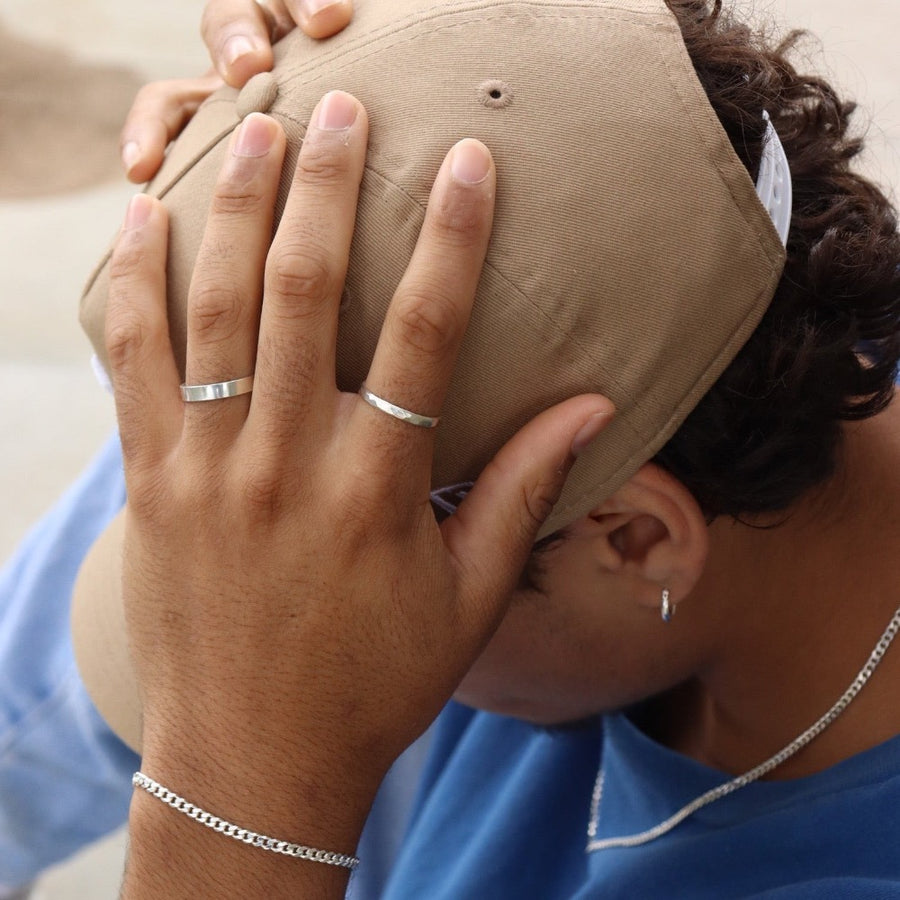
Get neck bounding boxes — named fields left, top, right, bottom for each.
left=663, top=398, right=900, bottom=779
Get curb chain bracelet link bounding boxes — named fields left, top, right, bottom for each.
left=132, top=772, right=360, bottom=869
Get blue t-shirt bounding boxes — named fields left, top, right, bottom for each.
left=382, top=703, right=900, bottom=898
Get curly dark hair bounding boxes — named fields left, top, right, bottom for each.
left=653, top=0, right=900, bottom=518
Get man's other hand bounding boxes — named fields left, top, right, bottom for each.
left=120, top=0, right=353, bottom=183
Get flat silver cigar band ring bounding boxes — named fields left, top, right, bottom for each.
left=180, top=375, right=255, bottom=403
left=358, top=383, right=441, bottom=429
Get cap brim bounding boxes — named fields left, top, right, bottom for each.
left=71, top=509, right=143, bottom=751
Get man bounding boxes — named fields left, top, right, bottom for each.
left=4, top=0, right=900, bottom=896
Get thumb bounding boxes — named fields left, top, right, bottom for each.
left=442, top=394, right=615, bottom=618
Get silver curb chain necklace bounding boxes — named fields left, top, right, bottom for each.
left=586, top=602, right=900, bottom=852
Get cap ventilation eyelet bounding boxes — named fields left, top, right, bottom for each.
left=477, top=79, right=514, bottom=110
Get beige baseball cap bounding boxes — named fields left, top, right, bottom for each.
left=73, top=0, right=787, bottom=751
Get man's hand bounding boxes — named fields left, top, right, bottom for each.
left=109, top=93, right=611, bottom=896
left=120, top=0, right=353, bottom=182
left=120, top=71, right=225, bottom=183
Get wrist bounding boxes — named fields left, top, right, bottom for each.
left=132, top=771, right=360, bottom=865
left=137, top=715, right=381, bottom=855
left=126, top=784, right=356, bottom=900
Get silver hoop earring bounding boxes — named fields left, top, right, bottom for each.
left=660, top=588, right=674, bottom=623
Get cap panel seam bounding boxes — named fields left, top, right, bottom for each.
left=87, top=1, right=780, bottom=497
left=268, top=9, right=663, bottom=409
left=637, top=17, right=785, bottom=430
left=151, top=101, right=238, bottom=205
left=84, top=4, right=664, bottom=307
left=547, top=12, right=788, bottom=522
left=558, top=272, right=782, bottom=516
left=274, top=5, right=671, bottom=88
left=649, top=17, right=785, bottom=268
left=346, top=163, right=637, bottom=410
left=83, top=6, right=669, bottom=356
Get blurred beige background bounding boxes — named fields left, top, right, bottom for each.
left=0, top=0, right=897, bottom=895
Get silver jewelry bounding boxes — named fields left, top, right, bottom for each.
left=132, top=772, right=359, bottom=869
left=660, top=588, right=674, bottom=623
left=359, top=383, right=440, bottom=429
left=587, top=601, right=900, bottom=852
left=180, top=375, right=254, bottom=403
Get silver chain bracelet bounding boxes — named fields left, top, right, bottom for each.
left=132, top=772, right=360, bottom=870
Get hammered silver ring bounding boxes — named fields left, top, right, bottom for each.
left=358, top=383, right=440, bottom=429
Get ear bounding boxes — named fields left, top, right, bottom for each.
left=586, top=463, right=709, bottom=614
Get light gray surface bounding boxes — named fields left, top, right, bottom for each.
left=0, top=1, right=205, bottom=894
left=0, top=0, right=897, bottom=895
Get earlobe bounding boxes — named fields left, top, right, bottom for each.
left=588, top=463, right=709, bottom=614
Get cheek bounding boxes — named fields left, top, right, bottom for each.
left=454, top=582, right=703, bottom=726
left=454, top=591, right=619, bottom=724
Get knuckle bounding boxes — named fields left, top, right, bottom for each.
left=171, top=464, right=224, bottom=520
left=265, top=248, right=334, bottom=306
left=189, top=281, right=246, bottom=340
left=209, top=183, right=267, bottom=217
left=522, top=482, right=556, bottom=530
left=521, top=474, right=559, bottom=532
left=105, top=311, right=149, bottom=370
left=109, top=235, right=146, bottom=283
left=479, top=455, right=558, bottom=539
left=335, top=479, right=403, bottom=547
left=432, top=187, right=491, bottom=242
left=392, top=292, right=461, bottom=356
left=297, top=139, right=351, bottom=184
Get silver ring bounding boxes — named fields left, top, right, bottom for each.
left=359, top=383, right=440, bottom=429
left=180, top=375, right=254, bottom=403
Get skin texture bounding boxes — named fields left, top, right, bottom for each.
left=110, top=99, right=612, bottom=898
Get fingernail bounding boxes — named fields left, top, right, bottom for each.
left=571, top=409, right=615, bottom=458
left=301, top=0, right=344, bottom=19
left=224, top=34, right=256, bottom=67
left=122, top=141, right=140, bottom=173
left=124, top=194, right=152, bottom=230
left=451, top=139, right=491, bottom=185
left=315, top=91, right=358, bottom=130
left=233, top=113, right=277, bottom=157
